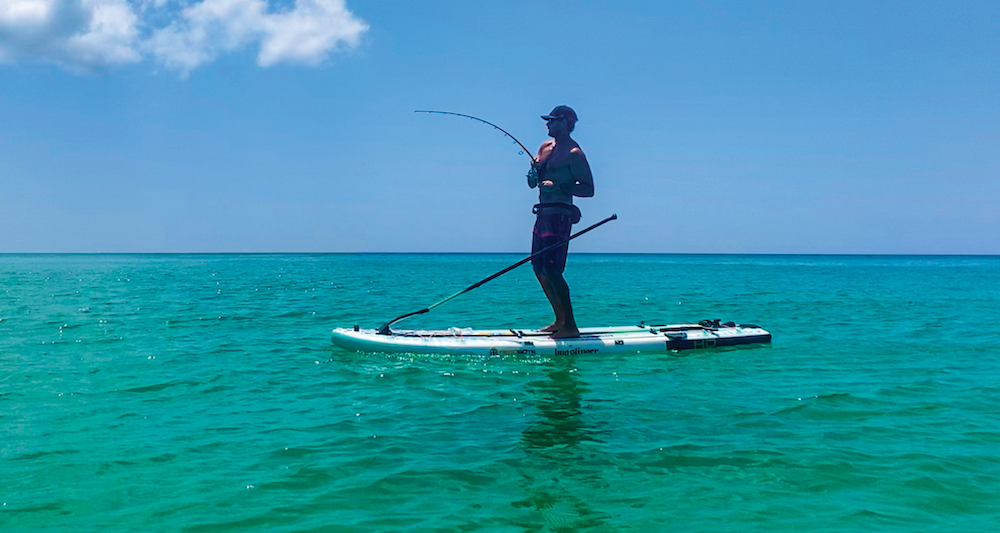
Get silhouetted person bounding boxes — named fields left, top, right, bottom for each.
left=527, top=106, right=594, bottom=338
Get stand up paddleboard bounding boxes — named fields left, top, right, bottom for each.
left=333, top=209, right=769, bottom=356
left=331, top=320, right=770, bottom=356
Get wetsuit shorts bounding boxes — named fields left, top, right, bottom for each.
left=531, top=210, right=574, bottom=274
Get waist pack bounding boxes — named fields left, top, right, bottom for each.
left=533, top=203, right=582, bottom=224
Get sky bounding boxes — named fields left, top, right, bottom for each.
left=1, top=0, right=998, bottom=254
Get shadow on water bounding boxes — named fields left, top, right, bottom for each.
left=509, top=358, right=614, bottom=532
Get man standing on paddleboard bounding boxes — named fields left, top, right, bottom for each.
left=527, top=105, right=595, bottom=339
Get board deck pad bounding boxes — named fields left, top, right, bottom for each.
left=331, top=321, right=770, bottom=356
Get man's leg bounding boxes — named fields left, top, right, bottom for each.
left=535, top=267, right=562, bottom=332
left=533, top=213, right=578, bottom=337
left=547, top=271, right=579, bottom=339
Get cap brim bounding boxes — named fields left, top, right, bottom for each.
left=541, top=115, right=556, bottom=120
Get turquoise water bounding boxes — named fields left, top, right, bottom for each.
left=2, top=253, right=999, bottom=532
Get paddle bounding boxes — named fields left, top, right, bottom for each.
left=377, top=213, right=618, bottom=334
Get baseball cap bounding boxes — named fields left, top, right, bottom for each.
left=541, top=105, right=578, bottom=122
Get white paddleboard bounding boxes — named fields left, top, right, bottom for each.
left=331, top=320, right=770, bottom=356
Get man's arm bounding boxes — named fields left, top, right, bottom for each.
left=567, top=148, right=595, bottom=197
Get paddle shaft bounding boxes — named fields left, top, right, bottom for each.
left=377, top=213, right=618, bottom=334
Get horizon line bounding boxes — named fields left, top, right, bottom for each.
left=2, top=252, right=999, bottom=257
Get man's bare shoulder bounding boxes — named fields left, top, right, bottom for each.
left=536, top=139, right=557, bottom=160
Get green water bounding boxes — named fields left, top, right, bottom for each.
left=2, top=254, right=998, bottom=532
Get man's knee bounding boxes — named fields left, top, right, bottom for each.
left=537, top=266, right=569, bottom=284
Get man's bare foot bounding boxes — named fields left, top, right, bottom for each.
left=549, top=328, right=580, bottom=339
left=539, top=323, right=560, bottom=333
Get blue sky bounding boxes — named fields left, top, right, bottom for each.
left=1, top=0, right=998, bottom=253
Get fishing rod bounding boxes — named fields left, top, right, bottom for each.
left=377, top=213, right=618, bottom=334
left=415, top=110, right=537, bottom=163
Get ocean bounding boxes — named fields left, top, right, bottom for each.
left=2, top=253, right=998, bottom=532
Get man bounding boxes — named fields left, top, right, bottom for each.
left=527, top=105, right=594, bottom=338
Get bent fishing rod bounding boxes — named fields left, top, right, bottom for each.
left=377, top=213, right=618, bottom=334
left=415, top=110, right=537, bottom=164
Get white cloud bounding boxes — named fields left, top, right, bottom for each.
left=258, top=0, right=366, bottom=67
left=67, top=0, right=142, bottom=65
left=0, top=0, right=59, bottom=27
left=0, top=0, right=140, bottom=69
left=0, top=0, right=367, bottom=74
